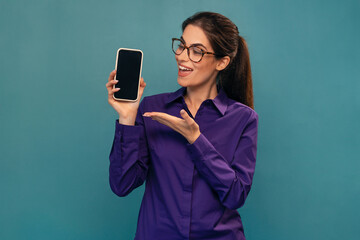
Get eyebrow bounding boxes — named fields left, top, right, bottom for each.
left=180, top=36, right=208, bottom=50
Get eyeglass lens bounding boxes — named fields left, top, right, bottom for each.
left=172, top=39, right=203, bottom=62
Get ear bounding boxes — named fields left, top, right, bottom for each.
left=215, top=56, right=230, bottom=71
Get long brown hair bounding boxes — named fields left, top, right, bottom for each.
left=182, top=12, right=254, bottom=109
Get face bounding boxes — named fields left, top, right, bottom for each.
left=175, top=24, right=229, bottom=89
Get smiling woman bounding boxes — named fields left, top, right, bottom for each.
left=106, top=11, right=259, bottom=240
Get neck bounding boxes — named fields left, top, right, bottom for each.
left=185, top=81, right=218, bottom=109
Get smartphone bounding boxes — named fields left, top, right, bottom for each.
left=113, top=48, right=143, bottom=101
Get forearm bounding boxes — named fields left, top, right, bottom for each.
left=109, top=120, right=149, bottom=197
left=187, top=131, right=257, bottom=210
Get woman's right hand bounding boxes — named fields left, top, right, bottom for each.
left=106, top=69, right=146, bottom=125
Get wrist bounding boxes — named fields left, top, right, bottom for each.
left=188, top=131, right=201, bottom=144
left=118, top=114, right=136, bottom=126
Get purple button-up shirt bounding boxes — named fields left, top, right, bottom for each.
left=109, top=86, right=259, bottom=240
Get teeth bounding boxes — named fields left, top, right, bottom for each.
left=179, top=65, right=192, bottom=71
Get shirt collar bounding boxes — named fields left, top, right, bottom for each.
left=165, top=85, right=228, bottom=116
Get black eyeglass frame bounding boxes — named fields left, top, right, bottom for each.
left=171, top=38, right=219, bottom=63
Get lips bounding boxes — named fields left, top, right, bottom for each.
left=178, top=64, right=193, bottom=77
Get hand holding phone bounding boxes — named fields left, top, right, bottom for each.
left=105, top=48, right=146, bottom=125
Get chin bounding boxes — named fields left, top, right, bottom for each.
left=177, top=76, right=211, bottom=90
left=177, top=77, right=190, bottom=87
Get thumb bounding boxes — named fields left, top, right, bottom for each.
left=180, top=109, right=193, bottom=124
left=138, top=77, right=146, bottom=99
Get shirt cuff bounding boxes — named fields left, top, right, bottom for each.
left=115, top=119, right=142, bottom=142
left=186, top=133, right=211, bottom=161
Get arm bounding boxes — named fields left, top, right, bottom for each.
left=109, top=99, right=150, bottom=197
left=187, top=111, right=259, bottom=210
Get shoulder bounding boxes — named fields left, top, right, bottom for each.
left=226, top=98, right=259, bottom=123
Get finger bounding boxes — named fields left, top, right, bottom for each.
left=143, top=112, right=154, bottom=117
left=106, top=79, right=118, bottom=89
left=108, top=69, right=116, bottom=82
left=143, top=112, right=173, bottom=123
left=180, top=109, right=194, bottom=125
left=108, top=88, right=120, bottom=97
left=106, top=81, right=119, bottom=94
left=111, top=87, right=120, bottom=93
left=140, top=77, right=145, bottom=86
left=145, top=112, right=182, bottom=128
left=139, top=78, right=146, bottom=98
left=143, top=112, right=172, bottom=120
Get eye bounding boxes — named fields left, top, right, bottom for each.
left=192, top=47, right=203, bottom=55
left=178, top=43, right=185, bottom=50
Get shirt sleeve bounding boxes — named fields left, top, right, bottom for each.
left=108, top=99, right=150, bottom=197
left=187, top=110, right=259, bottom=210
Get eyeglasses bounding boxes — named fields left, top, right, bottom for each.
left=172, top=38, right=217, bottom=63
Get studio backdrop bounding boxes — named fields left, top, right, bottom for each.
left=0, top=0, right=359, bottom=239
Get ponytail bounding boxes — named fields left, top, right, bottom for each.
left=219, top=35, right=254, bottom=109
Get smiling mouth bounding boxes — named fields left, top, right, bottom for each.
left=179, top=65, right=193, bottom=71
left=178, top=64, right=193, bottom=77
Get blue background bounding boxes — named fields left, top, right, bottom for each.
left=1, top=0, right=359, bottom=239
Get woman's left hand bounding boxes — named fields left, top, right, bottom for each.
left=143, top=109, right=200, bottom=144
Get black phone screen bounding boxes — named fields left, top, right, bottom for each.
left=114, top=49, right=142, bottom=101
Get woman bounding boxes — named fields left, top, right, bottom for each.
left=106, top=11, right=259, bottom=240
